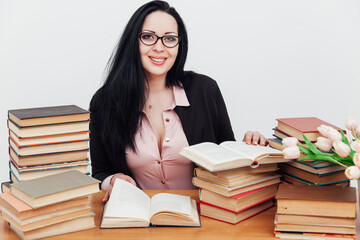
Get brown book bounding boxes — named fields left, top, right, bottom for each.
left=9, top=147, right=88, bottom=167
left=195, top=167, right=278, bottom=188
left=9, top=214, right=95, bottom=240
left=199, top=184, right=278, bottom=212
left=10, top=170, right=100, bottom=208
left=281, top=174, right=350, bottom=187
left=9, top=160, right=89, bottom=182
left=276, top=117, right=344, bottom=142
left=8, top=120, right=90, bottom=138
left=274, top=231, right=355, bottom=240
left=9, top=138, right=89, bottom=156
left=276, top=184, right=356, bottom=218
left=275, top=223, right=356, bottom=235
left=8, top=105, right=89, bottom=127
left=10, top=130, right=90, bottom=147
left=0, top=193, right=89, bottom=220
left=278, top=163, right=348, bottom=185
left=286, top=161, right=345, bottom=175
left=1, top=181, right=11, bottom=193
left=275, top=214, right=356, bottom=228
left=200, top=199, right=273, bottom=224
left=192, top=175, right=281, bottom=197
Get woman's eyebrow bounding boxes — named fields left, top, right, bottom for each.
left=142, top=29, right=155, bottom=33
left=165, top=31, right=176, bottom=34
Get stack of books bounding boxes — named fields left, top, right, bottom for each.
left=269, top=117, right=349, bottom=186
left=7, top=105, right=90, bottom=183
left=179, top=141, right=288, bottom=224
left=0, top=170, right=100, bottom=240
left=274, top=184, right=356, bottom=240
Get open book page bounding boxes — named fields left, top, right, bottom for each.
left=182, top=142, right=250, bottom=164
left=149, top=193, right=191, bottom=218
left=220, top=141, right=282, bottom=160
left=104, top=179, right=150, bottom=222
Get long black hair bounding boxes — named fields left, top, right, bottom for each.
left=90, top=1, right=188, bottom=154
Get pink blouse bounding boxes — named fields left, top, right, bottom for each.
left=101, top=86, right=196, bottom=190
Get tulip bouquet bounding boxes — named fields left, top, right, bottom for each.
left=282, top=117, right=360, bottom=180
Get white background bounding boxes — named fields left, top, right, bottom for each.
left=0, top=0, right=359, bottom=184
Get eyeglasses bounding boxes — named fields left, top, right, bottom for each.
left=138, top=32, right=181, bottom=48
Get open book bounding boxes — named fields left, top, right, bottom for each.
left=100, top=179, right=200, bottom=228
left=180, top=141, right=287, bottom=172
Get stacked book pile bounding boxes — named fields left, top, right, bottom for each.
left=7, top=105, right=90, bottom=184
left=0, top=170, right=100, bottom=240
left=269, top=117, right=349, bottom=186
left=179, top=141, right=289, bottom=224
left=274, top=184, right=356, bottom=240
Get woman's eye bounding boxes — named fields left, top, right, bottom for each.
left=164, top=36, right=177, bottom=42
left=142, top=34, right=154, bottom=40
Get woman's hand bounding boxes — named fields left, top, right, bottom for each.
left=242, top=131, right=269, bottom=146
left=102, top=173, right=136, bottom=202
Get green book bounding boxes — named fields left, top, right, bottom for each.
left=10, top=170, right=100, bottom=208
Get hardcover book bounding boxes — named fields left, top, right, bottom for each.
left=274, top=231, right=355, bottom=240
left=8, top=105, right=90, bottom=127
left=180, top=141, right=286, bottom=172
left=100, top=179, right=200, bottom=228
left=276, top=117, right=344, bottom=142
left=10, top=170, right=100, bottom=208
left=192, top=175, right=281, bottom=197
left=275, top=184, right=356, bottom=218
left=200, top=199, right=273, bottom=224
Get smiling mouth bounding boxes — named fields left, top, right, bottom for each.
left=149, top=56, right=166, bottom=62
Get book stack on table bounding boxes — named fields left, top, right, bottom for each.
left=179, top=141, right=290, bottom=224
left=269, top=117, right=349, bottom=187
left=6, top=105, right=90, bottom=184
left=274, top=184, right=357, bottom=240
left=0, top=170, right=100, bottom=240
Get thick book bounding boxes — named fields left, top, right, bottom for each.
left=274, top=231, right=355, bottom=240
left=10, top=170, right=100, bottom=208
left=8, top=119, right=90, bottom=138
left=9, top=147, right=88, bottom=167
left=9, top=130, right=90, bottom=147
left=0, top=193, right=89, bottom=220
left=286, top=161, right=345, bottom=175
left=192, top=174, right=281, bottom=197
left=199, top=184, right=278, bottom=213
left=9, top=160, right=89, bottom=182
left=180, top=141, right=287, bottom=172
left=276, top=117, right=343, bottom=142
left=9, top=214, right=95, bottom=240
left=275, top=184, right=356, bottom=218
left=275, top=223, right=356, bottom=235
left=281, top=174, right=350, bottom=187
left=195, top=167, right=277, bottom=188
left=278, top=163, right=348, bottom=185
left=9, top=137, right=89, bottom=156
left=275, top=214, right=356, bottom=228
left=200, top=199, right=273, bottom=224
left=1, top=181, right=11, bottom=193
left=100, top=179, right=200, bottom=228
left=8, top=105, right=90, bottom=127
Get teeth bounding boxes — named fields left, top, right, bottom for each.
left=150, top=57, right=166, bottom=62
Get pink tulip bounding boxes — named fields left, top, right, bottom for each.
left=333, top=140, right=351, bottom=158
left=355, top=126, right=360, bottom=136
left=353, top=153, right=360, bottom=168
left=326, top=128, right=342, bottom=142
left=282, top=137, right=299, bottom=148
left=317, top=125, right=331, bottom=138
left=353, top=140, right=360, bottom=153
left=314, top=137, right=332, bottom=152
left=345, top=116, right=358, bottom=131
left=345, top=166, right=360, bottom=180
left=282, top=146, right=300, bottom=159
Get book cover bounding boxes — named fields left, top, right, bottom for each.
left=276, top=117, right=343, bottom=133
left=8, top=105, right=90, bottom=127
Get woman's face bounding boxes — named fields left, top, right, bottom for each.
left=139, top=11, right=179, bottom=81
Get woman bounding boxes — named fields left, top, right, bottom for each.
left=89, top=0, right=268, bottom=202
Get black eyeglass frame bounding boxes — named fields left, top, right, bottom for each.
left=138, top=32, right=181, bottom=48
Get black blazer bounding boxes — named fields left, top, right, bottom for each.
left=89, top=72, right=235, bottom=183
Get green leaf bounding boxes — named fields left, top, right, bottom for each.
left=340, top=130, right=355, bottom=159
left=302, top=134, right=322, bottom=155
left=298, top=144, right=313, bottom=155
